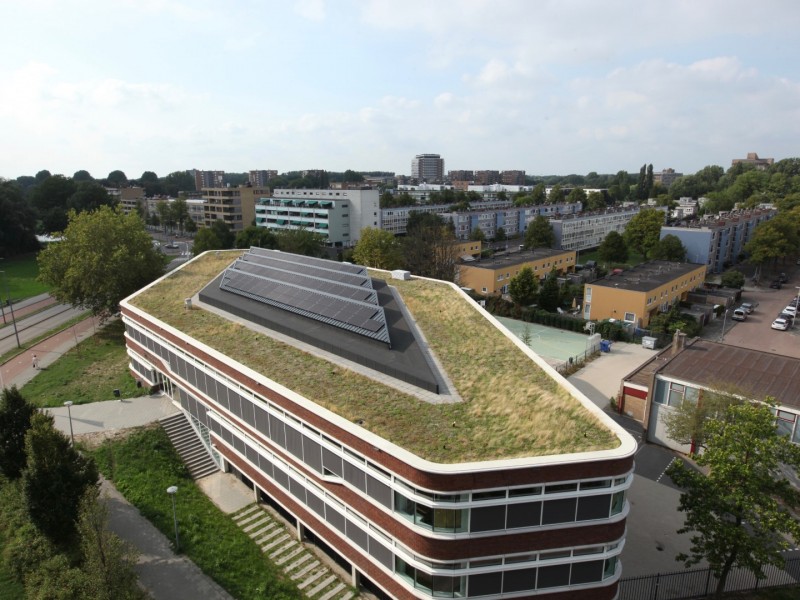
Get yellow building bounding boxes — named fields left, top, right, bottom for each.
left=583, top=261, right=707, bottom=327
left=202, top=186, right=269, bottom=233
left=458, top=248, right=577, bottom=295
left=452, top=240, right=483, bottom=259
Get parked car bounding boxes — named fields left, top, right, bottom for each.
left=778, top=273, right=789, bottom=283
left=772, top=317, right=790, bottom=331
left=770, top=280, right=782, bottom=289
left=732, top=307, right=747, bottom=321
left=783, top=305, right=798, bottom=317
left=741, top=302, right=756, bottom=314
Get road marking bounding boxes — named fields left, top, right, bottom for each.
left=657, top=457, right=677, bottom=483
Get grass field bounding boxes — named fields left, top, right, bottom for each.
left=0, top=253, right=49, bottom=302
left=20, top=319, right=148, bottom=407
left=90, top=427, right=301, bottom=600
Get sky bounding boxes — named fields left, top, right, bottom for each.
left=1, top=0, right=799, bottom=180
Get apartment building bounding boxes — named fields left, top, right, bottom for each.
left=582, top=261, right=707, bottom=327
left=551, top=206, right=665, bottom=252
left=193, top=169, right=225, bottom=191
left=111, top=186, right=146, bottom=215
left=122, top=248, right=635, bottom=600
left=411, top=154, right=445, bottom=183
left=202, top=185, right=269, bottom=233
left=255, top=188, right=380, bottom=247
left=660, top=208, right=776, bottom=273
left=653, top=168, right=683, bottom=188
left=249, top=170, right=278, bottom=187
left=458, top=249, right=578, bottom=295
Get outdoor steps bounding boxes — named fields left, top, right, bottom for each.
left=159, top=412, right=219, bottom=480
left=232, top=504, right=361, bottom=600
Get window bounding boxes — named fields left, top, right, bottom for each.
left=623, top=312, right=636, bottom=323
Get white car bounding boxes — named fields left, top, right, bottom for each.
left=783, top=305, right=798, bottom=317
left=772, top=318, right=790, bottom=331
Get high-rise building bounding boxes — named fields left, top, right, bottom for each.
left=501, top=170, right=526, bottom=185
left=411, top=154, right=445, bottom=183
left=447, top=170, right=474, bottom=182
left=122, top=249, right=636, bottom=600
left=192, top=170, right=225, bottom=191
left=202, top=185, right=269, bottom=233
left=474, top=170, right=501, bottom=185
left=249, top=170, right=278, bottom=187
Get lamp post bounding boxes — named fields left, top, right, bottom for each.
left=63, top=401, right=74, bottom=446
left=166, top=485, right=179, bottom=552
left=0, top=270, right=20, bottom=349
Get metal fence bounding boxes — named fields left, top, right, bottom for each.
left=618, top=557, right=800, bottom=599
left=554, top=345, right=600, bottom=375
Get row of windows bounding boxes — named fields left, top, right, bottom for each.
left=397, top=556, right=618, bottom=598
left=126, top=322, right=630, bottom=536
left=199, top=394, right=623, bottom=599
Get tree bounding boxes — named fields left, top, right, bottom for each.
left=72, top=170, right=94, bottom=182
left=508, top=266, right=538, bottom=306
left=623, top=208, right=665, bottom=257
left=494, top=227, right=507, bottom=242
left=566, top=187, right=587, bottom=205
left=667, top=401, right=800, bottom=596
left=586, top=191, right=607, bottom=211
left=210, top=220, right=236, bottom=249
left=105, top=170, right=128, bottom=187
left=651, top=234, right=687, bottom=261
left=276, top=228, right=326, bottom=257
left=547, top=184, right=564, bottom=204
left=171, top=197, right=189, bottom=233
left=68, top=181, right=114, bottom=213
left=469, top=227, right=486, bottom=242
left=184, top=216, right=197, bottom=233
left=597, top=231, right=628, bottom=264
left=37, top=206, right=165, bottom=320
left=235, top=226, right=278, bottom=250
left=524, top=215, right=555, bottom=249
left=530, top=183, right=546, bottom=205
left=720, top=270, right=745, bottom=289
left=77, top=490, right=145, bottom=599
left=662, top=388, right=742, bottom=451
left=28, top=174, right=77, bottom=233
left=163, top=171, right=196, bottom=196
left=192, top=227, right=223, bottom=255
left=0, top=179, right=38, bottom=257
left=0, top=386, right=37, bottom=479
left=745, top=215, right=800, bottom=265
left=23, top=413, right=99, bottom=546
left=403, top=212, right=458, bottom=281
left=537, top=269, right=560, bottom=312
left=155, top=200, right=173, bottom=233
left=352, top=227, right=403, bottom=270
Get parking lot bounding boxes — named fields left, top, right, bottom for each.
left=719, top=279, right=800, bottom=359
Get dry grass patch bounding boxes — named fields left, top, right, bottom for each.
left=130, top=253, right=618, bottom=463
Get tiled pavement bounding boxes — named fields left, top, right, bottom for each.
left=232, top=504, right=359, bottom=600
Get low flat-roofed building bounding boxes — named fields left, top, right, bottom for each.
left=620, top=335, right=800, bottom=452
left=583, top=261, right=707, bottom=326
left=122, top=249, right=635, bottom=600
left=458, top=248, right=577, bottom=295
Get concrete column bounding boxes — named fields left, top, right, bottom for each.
left=351, top=566, right=361, bottom=588
left=297, top=522, right=305, bottom=541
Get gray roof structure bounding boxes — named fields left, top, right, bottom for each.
left=627, top=338, right=800, bottom=409
left=590, top=260, right=705, bottom=293
left=464, top=247, right=573, bottom=270
left=199, top=249, right=440, bottom=394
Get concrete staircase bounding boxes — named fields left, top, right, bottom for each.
left=232, top=504, right=359, bottom=600
left=160, top=412, right=219, bottom=480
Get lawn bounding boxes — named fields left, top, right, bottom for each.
left=90, top=426, right=301, bottom=600
left=129, top=252, right=619, bottom=463
left=20, top=320, right=148, bottom=407
left=578, top=248, right=647, bottom=269
left=0, top=253, right=49, bottom=302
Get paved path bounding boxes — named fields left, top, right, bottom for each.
left=0, top=313, right=100, bottom=390
left=101, top=478, right=233, bottom=600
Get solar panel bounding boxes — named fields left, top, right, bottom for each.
left=218, top=248, right=391, bottom=345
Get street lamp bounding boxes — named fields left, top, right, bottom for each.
left=794, top=287, right=800, bottom=329
left=63, top=401, right=74, bottom=446
left=0, top=269, right=20, bottom=349
left=166, top=485, right=179, bottom=552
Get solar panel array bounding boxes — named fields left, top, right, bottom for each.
left=219, top=248, right=391, bottom=345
